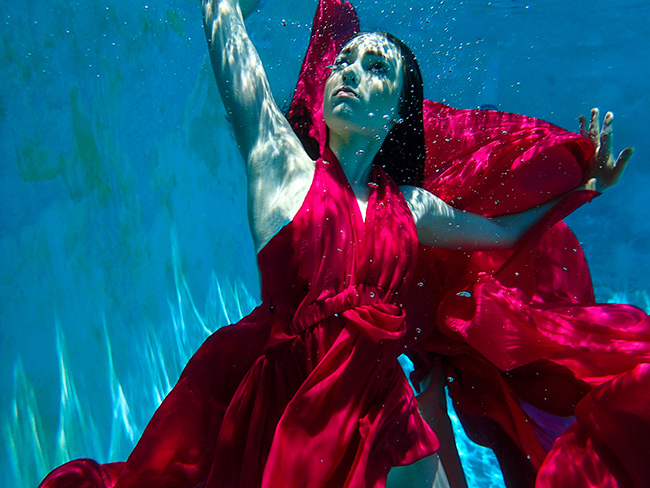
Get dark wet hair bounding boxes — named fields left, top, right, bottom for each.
left=363, top=32, right=425, bottom=187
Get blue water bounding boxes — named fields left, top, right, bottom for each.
left=2, top=1, right=649, bottom=487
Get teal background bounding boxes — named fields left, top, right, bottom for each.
left=2, top=1, right=648, bottom=486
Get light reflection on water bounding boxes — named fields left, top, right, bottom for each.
left=3, top=241, right=259, bottom=487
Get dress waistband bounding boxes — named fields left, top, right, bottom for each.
left=290, top=283, right=401, bottom=335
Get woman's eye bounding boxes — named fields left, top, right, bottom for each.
left=370, top=62, right=387, bottom=74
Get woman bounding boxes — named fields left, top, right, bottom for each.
left=40, top=0, right=638, bottom=487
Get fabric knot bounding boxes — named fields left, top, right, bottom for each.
left=290, top=284, right=403, bottom=339
left=342, top=303, right=406, bottom=342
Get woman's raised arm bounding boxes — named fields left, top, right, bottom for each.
left=202, top=0, right=314, bottom=252
left=403, top=109, right=632, bottom=252
left=202, top=0, right=303, bottom=161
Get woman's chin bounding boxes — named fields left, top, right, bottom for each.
left=324, top=108, right=355, bottom=131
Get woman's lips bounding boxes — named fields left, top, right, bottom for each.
left=335, top=86, right=359, bottom=98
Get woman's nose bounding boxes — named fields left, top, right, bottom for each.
left=341, top=65, right=358, bottom=84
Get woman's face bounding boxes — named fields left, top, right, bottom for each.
left=323, top=33, right=404, bottom=138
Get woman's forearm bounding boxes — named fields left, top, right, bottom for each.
left=490, top=195, right=563, bottom=247
left=201, top=0, right=279, bottom=159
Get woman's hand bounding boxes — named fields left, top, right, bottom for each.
left=578, top=108, right=634, bottom=192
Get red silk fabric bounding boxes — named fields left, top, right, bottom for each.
left=286, top=1, right=650, bottom=487
left=40, top=150, right=438, bottom=487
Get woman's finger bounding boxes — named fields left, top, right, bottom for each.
left=579, top=115, right=589, bottom=138
left=615, top=147, right=634, bottom=173
left=588, top=107, right=600, bottom=142
left=599, top=111, right=614, bottom=159
left=602, top=147, right=633, bottom=190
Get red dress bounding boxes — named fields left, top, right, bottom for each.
left=39, top=149, right=439, bottom=488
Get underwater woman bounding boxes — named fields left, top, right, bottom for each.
left=40, top=0, right=647, bottom=487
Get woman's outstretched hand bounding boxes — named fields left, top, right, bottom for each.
left=578, top=108, right=634, bottom=192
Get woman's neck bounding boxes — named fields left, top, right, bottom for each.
left=328, top=130, right=385, bottom=189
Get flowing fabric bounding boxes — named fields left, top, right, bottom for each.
left=40, top=149, right=439, bottom=488
left=286, top=1, right=650, bottom=487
